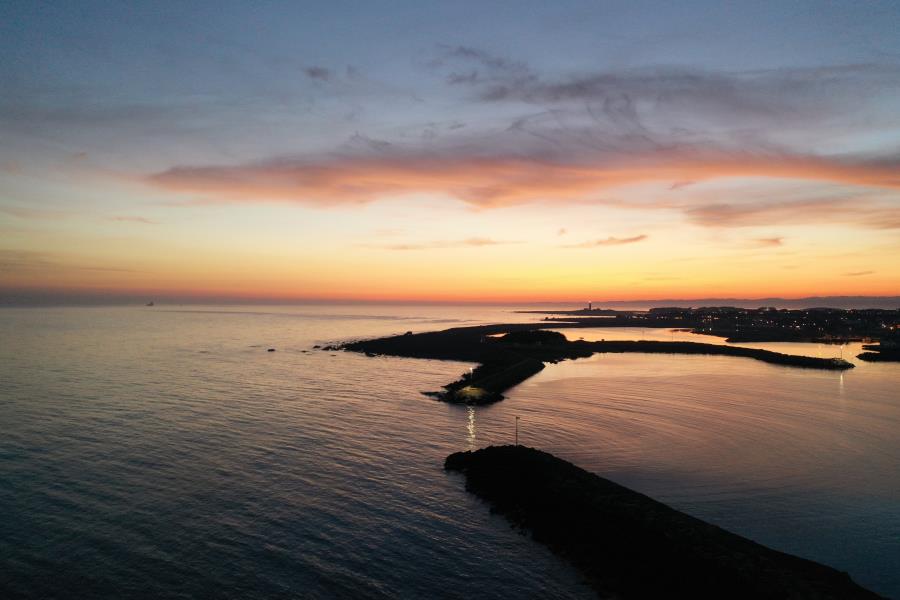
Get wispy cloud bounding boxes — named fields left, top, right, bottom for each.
left=564, top=234, right=647, bottom=248
left=0, top=205, right=72, bottom=220
left=670, top=180, right=695, bottom=190
left=137, top=46, right=900, bottom=233
left=844, top=270, right=874, bottom=277
left=303, top=66, right=332, bottom=81
left=434, top=46, right=900, bottom=129
left=751, top=237, right=784, bottom=247
left=0, top=250, right=139, bottom=273
left=108, top=216, right=158, bottom=224
left=1, top=207, right=161, bottom=226
left=684, top=197, right=900, bottom=229
left=147, top=150, right=900, bottom=210
left=361, top=237, right=518, bottom=250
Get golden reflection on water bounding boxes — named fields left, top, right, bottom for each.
left=466, top=406, right=476, bottom=450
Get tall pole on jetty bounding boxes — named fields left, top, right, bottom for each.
left=515, top=416, right=520, bottom=446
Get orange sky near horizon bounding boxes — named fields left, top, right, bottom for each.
left=2, top=4, right=899, bottom=304
left=3, top=178, right=898, bottom=303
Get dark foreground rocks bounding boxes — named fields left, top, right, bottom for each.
left=445, top=445, right=882, bottom=600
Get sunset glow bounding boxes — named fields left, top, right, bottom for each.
left=4, top=4, right=900, bottom=598
left=2, top=2, right=899, bottom=303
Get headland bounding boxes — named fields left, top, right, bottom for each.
left=334, top=322, right=854, bottom=405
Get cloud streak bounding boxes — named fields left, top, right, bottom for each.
left=141, top=47, right=900, bottom=233
left=0, top=205, right=72, bottom=220
left=148, top=149, right=900, bottom=210
left=303, top=66, right=332, bottom=81
left=436, top=46, right=900, bottom=129
left=108, top=215, right=158, bottom=224
left=684, top=197, right=900, bottom=229
left=360, top=237, right=518, bottom=250
left=751, top=237, right=784, bottom=247
left=0, top=250, right=139, bottom=274
left=564, top=235, right=647, bottom=248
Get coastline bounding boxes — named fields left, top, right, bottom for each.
left=335, top=318, right=892, bottom=594
left=336, top=323, right=854, bottom=405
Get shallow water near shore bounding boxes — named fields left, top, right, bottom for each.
left=1, top=305, right=898, bottom=598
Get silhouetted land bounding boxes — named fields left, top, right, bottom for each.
left=445, top=446, right=882, bottom=599
left=335, top=323, right=853, bottom=405
left=858, top=351, right=900, bottom=362
left=857, top=330, right=900, bottom=362
left=858, top=347, right=900, bottom=362
left=523, top=306, right=900, bottom=343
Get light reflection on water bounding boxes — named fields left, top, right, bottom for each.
left=0, top=305, right=591, bottom=600
left=1, top=307, right=898, bottom=598
left=466, top=406, right=477, bottom=451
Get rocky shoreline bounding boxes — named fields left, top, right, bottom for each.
left=335, top=324, right=854, bottom=405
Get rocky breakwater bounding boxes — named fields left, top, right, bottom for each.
left=445, top=445, right=882, bottom=599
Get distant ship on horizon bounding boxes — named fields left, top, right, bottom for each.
left=146, top=301, right=154, bottom=306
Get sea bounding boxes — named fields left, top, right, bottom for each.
left=1, top=304, right=898, bottom=598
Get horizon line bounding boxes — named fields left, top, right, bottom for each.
left=2, top=290, right=899, bottom=309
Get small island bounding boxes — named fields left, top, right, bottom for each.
left=335, top=323, right=854, bottom=405
left=445, top=446, right=882, bottom=599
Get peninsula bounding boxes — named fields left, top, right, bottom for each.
left=445, top=446, right=881, bottom=599
left=335, top=323, right=854, bottom=405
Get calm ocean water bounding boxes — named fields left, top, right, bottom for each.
left=1, top=305, right=898, bottom=598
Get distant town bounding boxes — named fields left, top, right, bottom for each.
left=524, top=305, right=900, bottom=347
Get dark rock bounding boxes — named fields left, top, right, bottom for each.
left=499, top=329, right=568, bottom=345
left=857, top=349, right=900, bottom=362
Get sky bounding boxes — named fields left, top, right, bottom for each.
left=2, top=0, right=899, bottom=303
